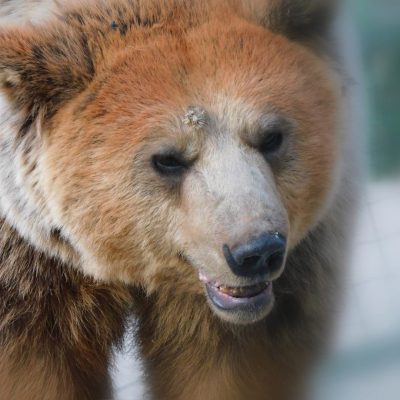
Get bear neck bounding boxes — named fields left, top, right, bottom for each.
left=132, top=282, right=315, bottom=400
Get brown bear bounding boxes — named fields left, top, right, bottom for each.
left=0, top=0, right=358, bottom=399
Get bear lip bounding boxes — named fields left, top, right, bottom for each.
left=207, top=281, right=270, bottom=299
left=205, top=281, right=273, bottom=312
left=199, top=271, right=274, bottom=312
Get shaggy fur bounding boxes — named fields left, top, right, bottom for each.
left=0, top=1, right=358, bottom=399
left=0, top=217, right=132, bottom=399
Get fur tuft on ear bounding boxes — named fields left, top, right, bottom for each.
left=266, top=0, right=337, bottom=41
left=0, top=26, right=95, bottom=134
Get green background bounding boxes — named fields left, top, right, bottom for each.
left=351, top=0, right=400, bottom=178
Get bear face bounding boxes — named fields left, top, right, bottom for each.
left=0, top=0, right=341, bottom=324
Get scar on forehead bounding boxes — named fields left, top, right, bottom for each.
left=182, top=106, right=207, bottom=130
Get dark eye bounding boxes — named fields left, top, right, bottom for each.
left=152, top=153, right=188, bottom=175
left=259, top=131, right=284, bottom=156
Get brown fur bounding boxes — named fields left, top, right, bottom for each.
left=0, top=1, right=357, bottom=399
left=0, top=218, right=132, bottom=399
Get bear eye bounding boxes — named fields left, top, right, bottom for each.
left=259, top=130, right=284, bottom=157
left=152, top=153, right=188, bottom=175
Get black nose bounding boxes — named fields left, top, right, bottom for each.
left=223, top=232, right=286, bottom=279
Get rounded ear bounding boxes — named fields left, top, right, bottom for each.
left=0, top=26, right=95, bottom=135
left=265, top=0, right=338, bottom=42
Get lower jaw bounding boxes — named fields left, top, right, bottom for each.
left=205, top=282, right=274, bottom=325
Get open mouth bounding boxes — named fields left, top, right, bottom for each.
left=209, top=281, right=270, bottom=298
left=199, top=273, right=274, bottom=323
left=205, top=280, right=273, bottom=309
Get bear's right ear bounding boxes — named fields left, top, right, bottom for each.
left=264, top=0, right=338, bottom=42
left=0, top=26, right=95, bottom=134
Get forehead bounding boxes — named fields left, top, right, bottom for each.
left=79, top=16, right=335, bottom=140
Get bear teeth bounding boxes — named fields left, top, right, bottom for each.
left=217, top=283, right=268, bottom=298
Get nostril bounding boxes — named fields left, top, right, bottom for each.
left=241, top=255, right=262, bottom=271
left=223, top=244, right=239, bottom=272
left=265, top=250, right=285, bottom=272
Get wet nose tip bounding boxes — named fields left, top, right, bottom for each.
left=223, top=232, right=287, bottom=278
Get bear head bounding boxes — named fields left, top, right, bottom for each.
left=0, top=0, right=342, bottom=324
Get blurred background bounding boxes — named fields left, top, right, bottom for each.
left=114, top=1, right=400, bottom=399
left=312, top=1, right=400, bottom=399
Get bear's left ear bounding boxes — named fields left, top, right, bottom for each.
left=0, top=26, right=95, bottom=133
left=266, top=0, right=338, bottom=42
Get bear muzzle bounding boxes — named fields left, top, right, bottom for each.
left=198, top=232, right=287, bottom=325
